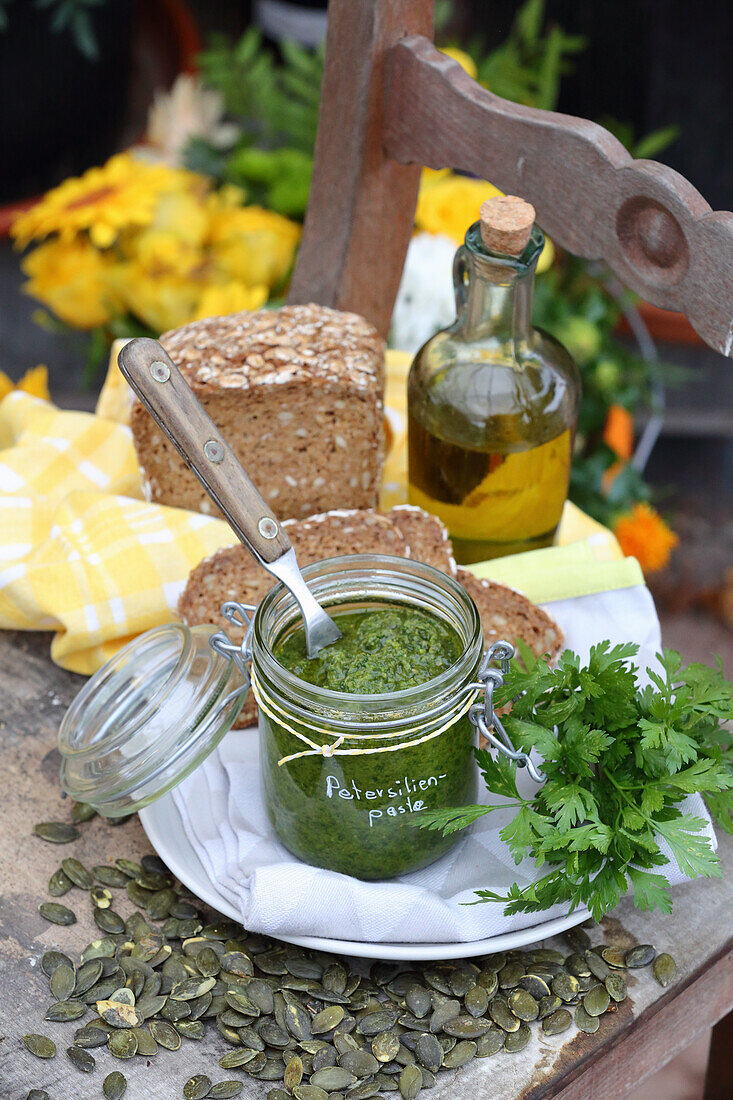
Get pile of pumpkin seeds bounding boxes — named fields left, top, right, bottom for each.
left=26, top=809, right=678, bottom=1100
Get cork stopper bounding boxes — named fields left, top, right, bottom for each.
left=479, top=195, right=535, bottom=256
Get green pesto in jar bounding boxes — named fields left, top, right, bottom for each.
left=260, top=603, right=478, bottom=880
left=273, top=606, right=463, bottom=694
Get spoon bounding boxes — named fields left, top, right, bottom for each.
left=118, top=337, right=342, bottom=658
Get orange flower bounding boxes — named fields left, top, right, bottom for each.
left=613, top=503, right=678, bottom=574
left=603, top=405, right=634, bottom=461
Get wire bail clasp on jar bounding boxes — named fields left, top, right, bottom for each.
left=209, top=601, right=256, bottom=678
left=468, top=641, right=544, bottom=784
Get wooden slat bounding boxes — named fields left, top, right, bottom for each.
left=383, top=37, right=733, bottom=357
left=702, top=1009, right=733, bottom=1100
left=287, top=0, right=432, bottom=338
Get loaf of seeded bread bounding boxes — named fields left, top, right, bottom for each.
left=130, top=304, right=386, bottom=519
left=179, top=506, right=561, bottom=728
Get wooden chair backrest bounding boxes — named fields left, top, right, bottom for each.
left=288, top=0, right=733, bottom=357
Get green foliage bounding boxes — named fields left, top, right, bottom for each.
left=191, top=29, right=323, bottom=218
left=422, top=643, right=733, bottom=921
left=32, top=0, right=106, bottom=60
left=468, top=0, right=586, bottom=111
left=532, top=255, right=686, bottom=525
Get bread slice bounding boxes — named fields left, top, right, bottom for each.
left=181, top=506, right=458, bottom=727
left=179, top=508, right=561, bottom=729
left=390, top=505, right=456, bottom=575
left=455, top=568, right=563, bottom=661
left=131, top=304, right=385, bottom=520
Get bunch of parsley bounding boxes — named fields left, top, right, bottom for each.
left=423, top=642, right=733, bottom=921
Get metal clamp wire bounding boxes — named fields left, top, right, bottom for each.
left=469, top=639, right=545, bottom=784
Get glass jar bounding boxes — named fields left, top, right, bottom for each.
left=58, top=555, right=539, bottom=881
left=408, top=218, right=581, bottom=564
left=251, top=555, right=482, bottom=879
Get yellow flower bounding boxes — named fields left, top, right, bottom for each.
left=416, top=171, right=554, bottom=271
left=21, top=237, right=116, bottom=329
left=11, top=153, right=193, bottom=249
left=209, top=205, right=301, bottom=290
left=416, top=174, right=503, bottom=242
left=122, top=229, right=205, bottom=280
left=0, top=365, right=50, bottom=403
left=194, top=282, right=268, bottom=320
left=439, top=46, right=478, bottom=80
left=108, top=261, right=200, bottom=333
left=613, top=503, right=678, bottom=574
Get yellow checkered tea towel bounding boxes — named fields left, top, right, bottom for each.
left=0, top=390, right=235, bottom=673
left=0, top=349, right=629, bottom=677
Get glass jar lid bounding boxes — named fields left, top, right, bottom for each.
left=58, top=621, right=249, bottom=818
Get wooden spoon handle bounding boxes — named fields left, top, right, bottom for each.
left=118, top=337, right=291, bottom=566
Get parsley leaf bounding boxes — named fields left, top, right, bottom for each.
left=425, top=644, right=733, bottom=920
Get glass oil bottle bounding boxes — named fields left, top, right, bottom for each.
left=408, top=196, right=581, bottom=564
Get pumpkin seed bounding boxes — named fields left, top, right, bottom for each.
left=442, top=1015, right=492, bottom=1039
left=108, top=1029, right=139, bottom=1058
left=586, top=952, right=611, bottom=981
left=372, top=1030, right=401, bottom=1062
left=74, top=959, right=104, bottom=996
left=75, top=1023, right=110, bottom=1048
left=177, top=1019, right=205, bottom=1040
left=488, top=999, right=520, bottom=1033
left=33, top=821, right=80, bottom=844
left=600, top=947, right=627, bottom=969
left=508, top=989, right=539, bottom=1022
left=209, top=1083, right=244, bottom=1098
left=605, top=973, right=627, bottom=1002
left=442, top=1040, right=477, bottom=1068
left=219, top=1047, right=262, bottom=1068
left=428, top=999, right=460, bottom=1033
left=95, top=909, right=126, bottom=934
left=184, top=1075, right=213, bottom=1100
left=150, top=1018, right=181, bottom=1050
left=48, top=867, right=74, bottom=896
left=475, top=1030, right=505, bottom=1057
left=414, top=1033, right=443, bottom=1072
left=49, top=963, right=76, bottom=1001
left=551, top=973, right=580, bottom=1002
left=542, top=1009, right=572, bottom=1035
left=93, top=865, right=130, bottom=887
left=39, top=901, right=76, bottom=925
left=626, top=944, right=656, bottom=968
left=134, top=1027, right=159, bottom=1056
left=97, top=1000, right=141, bottom=1029
left=310, top=1067, right=357, bottom=1091
left=464, top=984, right=489, bottom=1018
left=23, top=1034, right=56, bottom=1059
left=311, top=1005, right=345, bottom=1034
left=41, top=949, right=73, bottom=977
left=575, top=1005, right=600, bottom=1034
left=67, top=1045, right=96, bottom=1072
left=652, top=953, right=677, bottom=987
left=293, top=1087, right=328, bottom=1100
left=519, top=973, right=551, bottom=999
left=103, top=1070, right=128, bottom=1099
left=25, top=1093, right=50, bottom=1100
left=45, top=1000, right=86, bottom=1022
left=504, top=1023, right=531, bottom=1053
left=398, top=1064, right=422, bottom=1100
left=284, top=1054, right=304, bottom=1090
left=583, top=985, right=610, bottom=1017
left=61, top=857, right=94, bottom=890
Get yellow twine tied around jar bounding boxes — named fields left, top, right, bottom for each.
left=250, top=667, right=480, bottom=766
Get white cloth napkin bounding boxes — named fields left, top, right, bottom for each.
left=170, top=582, right=717, bottom=944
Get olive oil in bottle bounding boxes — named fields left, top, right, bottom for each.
left=408, top=196, right=580, bottom=564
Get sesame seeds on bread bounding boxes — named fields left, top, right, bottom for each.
left=131, top=304, right=386, bottom=520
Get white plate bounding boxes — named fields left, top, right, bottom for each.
left=139, top=793, right=589, bottom=961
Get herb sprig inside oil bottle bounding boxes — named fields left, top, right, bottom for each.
left=408, top=196, right=581, bottom=563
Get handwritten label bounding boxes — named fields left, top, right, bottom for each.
left=325, top=773, right=449, bottom=827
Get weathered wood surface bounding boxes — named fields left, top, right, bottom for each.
left=2, top=628, right=733, bottom=1099
left=383, top=36, right=733, bottom=357
left=287, top=0, right=431, bottom=338
left=290, top=0, right=733, bottom=355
